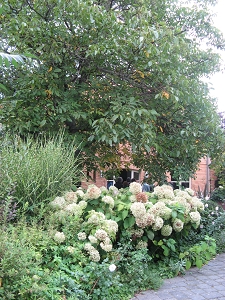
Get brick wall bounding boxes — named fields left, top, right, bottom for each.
left=81, top=157, right=217, bottom=194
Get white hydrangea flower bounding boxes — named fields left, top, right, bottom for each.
left=77, top=232, right=87, bottom=240
left=76, top=189, right=85, bottom=198
left=161, top=206, right=172, bottom=220
left=94, top=229, right=108, bottom=241
left=64, top=191, right=78, bottom=203
left=149, top=202, right=166, bottom=216
left=161, top=225, right=173, bottom=236
left=109, top=185, right=119, bottom=195
left=135, top=215, right=148, bottom=228
left=65, top=203, right=82, bottom=215
left=100, top=241, right=112, bottom=252
left=88, top=235, right=98, bottom=244
left=102, top=195, right=114, bottom=208
left=84, top=243, right=100, bottom=262
left=89, top=250, right=101, bottom=262
left=189, top=211, right=201, bottom=224
left=185, top=188, right=195, bottom=197
left=130, top=228, right=144, bottom=238
left=78, top=200, right=87, bottom=209
left=174, top=190, right=192, bottom=201
left=87, top=211, right=105, bottom=225
left=153, top=185, right=174, bottom=199
left=84, top=243, right=94, bottom=252
left=54, top=231, right=66, bottom=243
left=136, top=240, right=148, bottom=249
left=67, top=246, right=75, bottom=254
left=100, top=186, right=108, bottom=192
left=85, top=185, right=102, bottom=199
left=50, top=197, right=66, bottom=210
left=173, top=218, right=184, bottom=232
left=103, top=219, right=118, bottom=235
left=129, top=195, right=137, bottom=202
left=152, top=216, right=164, bottom=231
left=129, top=182, right=142, bottom=195
left=130, top=202, right=146, bottom=218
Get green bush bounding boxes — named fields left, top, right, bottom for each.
left=0, top=134, right=82, bottom=219
left=210, top=186, right=225, bottom=202
left=2, top=183, right=225, bottom=299
left=0, top=223, right=46, bottom=299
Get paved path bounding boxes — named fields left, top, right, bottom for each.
left=131, top=253, right=225, bottom=300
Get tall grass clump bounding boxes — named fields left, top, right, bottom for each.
left=0, top=133, right=83, bottom=219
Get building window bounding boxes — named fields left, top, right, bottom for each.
left=131, top=170, right=140, bottom=181
left=107, top=180, right=114, bottom=189
left=170, top=173, right=190, bottom=190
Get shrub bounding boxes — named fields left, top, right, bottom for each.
left=210, top=186, right=225, bottom=202
left=0, top=134, right=82, bottom=219
left=2, top=183, right=223, bottom=299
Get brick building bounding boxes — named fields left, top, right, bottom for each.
left=81, top=156, right=217, bottom=196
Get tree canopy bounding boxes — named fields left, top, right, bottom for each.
left=1, top=0, right=225, bottom=181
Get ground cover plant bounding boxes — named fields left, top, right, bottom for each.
left=1, top=167, right=225, bottom=299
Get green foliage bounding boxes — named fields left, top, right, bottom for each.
left=0, top=223, right=48, bottom=299
left=210, top=186, right=225, bottom=202
left=1, top=0, right=225, bottom=181
left=1, top=182, right=225, bottom=298
left=0, top=134, right=82, bottom=219
left=114, top=238, right=163, bottom=293
left=179, top=236, right=216, bottom=269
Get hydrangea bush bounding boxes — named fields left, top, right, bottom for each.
left=49, top=182, right=205, bottom=262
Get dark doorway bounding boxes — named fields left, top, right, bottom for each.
left=119, top=169, right=131, bottom=181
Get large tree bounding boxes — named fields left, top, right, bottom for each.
left=1, top=0, right=225, bottom=181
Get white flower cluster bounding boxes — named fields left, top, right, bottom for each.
left=185, top=188, right=195, bottom=197
left=64, top=191, right=78, bottom=203
left=189, top=211, right=201, bottom=225
left=54, top=231, right=66, bottom=243
left=87, top=211, right=106, bottom=225
left=50, top=197, right=66, bottom=210
left=84, top=243, right=100, bottom=262
left=129, top=182, right=142, bottom=194
left=88, top=235, right=98, bottom=244
left=152, top=216, right=164, bottom=231
left=109, top=185, right=119, bottom=195
left=102, top=195, right=114, bottom=208
left=103, top=219, right=118, bottom=236
left=129, top=184, right=203, bottom=237
left=49, top=189, right=87, bottom=219
left=75, top=188, right=85, bottom=198
left=136, top=240, right=148, bottom=249
left=77, top=232, right=87, bottom=240
left=153, top=185, right=174, bottom=199
left=173, top=218, right=184, bottom=232
left=130, top=202, right=146, bottom=218
left=85, top=185, right=102, bottom=200
left=100, top=237, right=112, bottom=252
left=94, top=229, right=108, bottom=241
left=130, top=228, right=144, bottom=238
left=67, top=246, right=75, bottom=254
left=161, top=225, right=173, bottom=236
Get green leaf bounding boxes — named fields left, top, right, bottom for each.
left=196, top=259, right=203, bottom=269
left=185, top=260, right=192, bottom=270
left=117, top=203, right=124, bottom=211
left=171, top=211, right=177, bottom=218
left=40, top=120, right=46, bottom=127
left=146, top=230, right=154, bottom=240
left=121, top=210, right=128, bottom=220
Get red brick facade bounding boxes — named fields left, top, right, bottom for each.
left=81, top=156, right=217, bottom=196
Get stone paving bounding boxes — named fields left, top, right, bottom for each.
left=131, top=253, right=225, bottom=300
